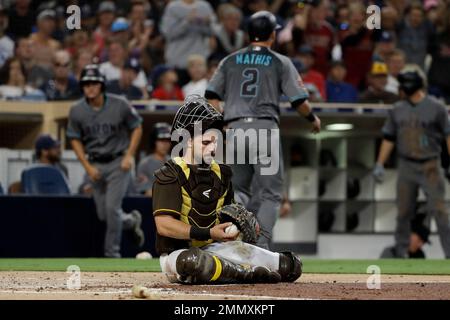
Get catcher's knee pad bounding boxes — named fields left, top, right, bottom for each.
left=278, top=251, right=303, bottom=282
left=175, top=247, right=217, bottom=283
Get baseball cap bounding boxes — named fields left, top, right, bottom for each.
left=37, top=9, right=57, bottom=21
left=154, top=123, right=172, bottom=140
left=35, top=134, right=61, bottom=152
left=370, top=61, right=388, bottom=76
left=124, top=58, right=141, bottom=73
left=111, top=18, right=129, bottom=33
left=98, top=1, right=116, bottom=14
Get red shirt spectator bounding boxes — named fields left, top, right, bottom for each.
left=291, top=0, right=335, bottom=77
left=339, top=2, right=376, bottom=90
left=296, top=45, right=327, bottom=101
left=151, top=69, right=184, bottom=101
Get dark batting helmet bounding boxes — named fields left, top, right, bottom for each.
left=398, top=70, right=424, bottom=96
left=80, top=64, right=105, bottom=91
left=247, top=10, right=281, bottom=42
left=171, top=95, right=223, bottom=136
left=149, top=122, right=171, bottom=151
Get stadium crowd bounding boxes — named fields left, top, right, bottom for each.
left=0, top=0, right=449, bottom=104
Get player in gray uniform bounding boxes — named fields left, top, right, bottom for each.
left=373, top=68, right=450, bottom=258
left=205, top=11, right=321, bottom=249
left=135, top=123, right=172, bottom=196
left=67, top=64, right=145, bottom=258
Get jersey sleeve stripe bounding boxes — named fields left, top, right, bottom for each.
left=289, top=92, right=309, bottom=103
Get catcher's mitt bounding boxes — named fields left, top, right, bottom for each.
left=218, top=203, right=259, bottom=244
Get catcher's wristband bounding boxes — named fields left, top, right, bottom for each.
left=304, top=112, right=316, bottom=122
left=190, top=226, right=211, bottom=241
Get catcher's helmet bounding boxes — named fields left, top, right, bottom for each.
left=80, top=64, right=105, bottom=91
left=247, top=10, right=281, bottom=42
left=398, top=70, right=424, bottom=96
left=172, top=95, right=223, bottom=136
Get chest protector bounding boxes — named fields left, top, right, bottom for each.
left=159, top=157, right=232, bottom=248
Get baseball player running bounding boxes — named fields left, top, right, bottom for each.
left=373, top=67, right=450, bottom=258
left=153, top=95, right=302, bottom=284
left=205, top=11, right=321, bottom=249
left=67, top=64, right=145, bottom=258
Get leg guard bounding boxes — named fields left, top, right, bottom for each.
left=176, top=247, right=281, bottom=284
left=278, top=252, right=303, bottom=282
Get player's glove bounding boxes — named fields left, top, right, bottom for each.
left=372, top=163, right=385, bottom=183
left=217, top=203, right=259, bottom=244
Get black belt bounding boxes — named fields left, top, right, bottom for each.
left=89, top=151, right=124, bottom=163
left=400, top=155, right=438, bottom=163
left=225, top=116, right=276, bottom=124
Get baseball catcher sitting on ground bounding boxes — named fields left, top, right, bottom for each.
left=152, top=95, right=302, bottom=284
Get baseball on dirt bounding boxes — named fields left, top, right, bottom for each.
left=136, top=251, right=152, bottom=259
left=225, top=224, right=239, bottom=237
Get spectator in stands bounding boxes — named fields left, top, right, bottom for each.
left=161, top=0, right=216, bottom=85
left=129, top=18, right=153, bottom=57
left=15, top=37, right=52, bottom=89
left=34, top=134, right=68, bottom=177
left=100, top=40, right=148, bottom=93
left=0, top=57, right=46, bottom=101
left=5, top=0, right=35, bottom=39
left=41, top=50, right=80, bottom=101
left=206, top=57, right=220, bottom=81
left=340, top=1, right=376, bottom=90
left=73, top=49, right=94, bottom=82
left=428, top=6, right=450, bottom=103
left=296, top=45, right=327, bottom=101
left=106, top=58, right=144, bottom=100
left=380, top=5, right=399, bottom=37
left=182, top=54, right=208, bottom=97
left=397, top=1, right=435, bottom=70
left=151, top=67, right=184, bottom=100
left=326, top=60, right=358, bottom=103
left=0, top=6, right=14, bottom=68
left=66, top=29, right=96, bottom=59
left=385, top=49, right=406, bottom=95
left=211, top=4, right=245, bottom=61
left=93, top=1, right=116, bottom=60
left=291, top=58, right=322, bottom=103
left=29, top=9, right=61, bottom=70
left=373, top=31, right=396, bottom=63
left=111, top=17, right=131, bottom=46
left=135, top=122, right=171, bottom=196
left=359, top=61, right=400, bottom=104
left=290, top=0, right=335, bottom=77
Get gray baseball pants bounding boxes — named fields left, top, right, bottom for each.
left=226, top=119, right=283, bottom=250
left=395, top=157, right=450, bottom=258
left=91, top=156, right=137, bottom=258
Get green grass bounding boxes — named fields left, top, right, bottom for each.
left=0, top=259, right=448, bottom=275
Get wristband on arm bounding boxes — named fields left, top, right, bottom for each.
left=189, top=226, right=211, bottom=241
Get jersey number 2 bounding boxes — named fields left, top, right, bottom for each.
left=240, top=68, right=259, bottom=97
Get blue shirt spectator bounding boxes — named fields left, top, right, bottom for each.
left=326, top=61, right=358, bottom=103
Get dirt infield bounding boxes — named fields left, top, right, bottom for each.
left=1, top=272, right=450, bottom=300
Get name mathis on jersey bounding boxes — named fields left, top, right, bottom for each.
left=235, top=53, right=272, bottom=66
